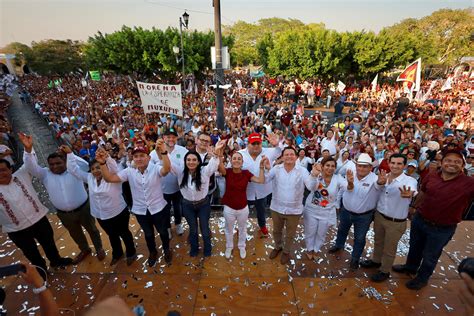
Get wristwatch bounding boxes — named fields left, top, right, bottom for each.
left=161, top=151, right=168, bottom=155
left=32, top=282, right=48, bottom=294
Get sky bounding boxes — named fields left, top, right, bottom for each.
left=0, top=0, right=472, bottom=47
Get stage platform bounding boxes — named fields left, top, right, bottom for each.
left=0, top=214, right=471, bottom=315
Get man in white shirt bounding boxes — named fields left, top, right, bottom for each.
left=20, top=133, right=104, bottom=265
left=360, top=153, right=417, bottom=282
left=0, top=158, right=73, bottom=277
left=239, top=133, right=282, bottom=237
left=195, top=132, right=217, bottom=199
left=99, top=140, right=172, bottom=266
left=329, top=153, right=384, bottom=269
left=266, top=147, right=320, bottom=264
left=150, top=128, right=187, bottom=236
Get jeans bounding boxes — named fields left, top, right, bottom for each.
left=248, top=195, right=268, bottom=228
left=97, top=208, right=136, bottom=259
left=405, top=213, right=456, bottom=282
left=334, top=207, right=374, bottom=260
left=182, top=197, right=212, bottom=256
left=164, top=191, right=183, bottom=227
left=135, top=208, right=170, bottom=254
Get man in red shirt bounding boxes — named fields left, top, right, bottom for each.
left=393, top=150, right=474, bottom=290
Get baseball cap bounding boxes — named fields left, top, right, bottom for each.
left=356, top=153, right=373, bottom=165
left=442, top=149, right=465, bottom=163
left=248, top=133, right=262, bottom=144
left=163, top=128, right=178, bottom=136
left=132, top=146, right=149, bottom=155
left=407, top=161, right=418, bottom=168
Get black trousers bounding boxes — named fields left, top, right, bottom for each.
left=97, top=208, right=136, bottom=259
left=8, top=216, right=62, bottom=271
left=135, top=208, right=170, bottom=254
left=164, top=191, right=183, bottom=227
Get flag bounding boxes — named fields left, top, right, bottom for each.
left=371, top=74, right=378, bottom=92
left=337, top=80, right=346, bottom=93
left=89, top=71, right=101, bottom=81
left=441, top=77, right=453, bottom=91
left=236, top=79, right=242, bottom=89
left=423, top=80, right=437, bottom=101
left=396, top=58, right=422, bottom=91
left=414, top=89, right=423, bottom=101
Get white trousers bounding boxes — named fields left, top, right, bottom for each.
left=303, top=211, right=332, bottom=252
left=223, top=205, right=249, bottom=249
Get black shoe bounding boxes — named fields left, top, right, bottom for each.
left=349, top=259, right=359, bottom=270
left=328, top=246, right=342, bottom=254
left=370, top=271, right=390, bottom=282
left=110, top=255, right=123, bottom=266
left=148, top=251, right=158, bottom=267
left=126, top=254, right=137, bottom=266
left=405, top=277, right=428, bottom=290
left=360, top=259, right=382, bottom=269
left=164, top=249, right=172, bottom=264
left=392, top=264, right=417, bottom=275
left=51, top=257, right=73, bottom=268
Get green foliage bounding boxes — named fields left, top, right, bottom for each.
left=0, top=42, right=32, bottom=66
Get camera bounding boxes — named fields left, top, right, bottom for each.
left=458, top=257, right=474, bottom=278
left=425, top=149, right=437, bottom=162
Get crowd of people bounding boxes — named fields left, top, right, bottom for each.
left=0, top=69, right=473, bottom=313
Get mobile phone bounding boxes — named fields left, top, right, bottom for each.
left=0, top=264, right=26, bottom=278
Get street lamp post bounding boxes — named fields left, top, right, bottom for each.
left=213, top=0, right=225, bottom=130
left=177, top=11, right=189, bottom=92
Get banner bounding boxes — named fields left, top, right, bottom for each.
left=89, top=71, right=101, bottom=81
left=371, top=74, right=378, bottom=92
left=441, top=77, right=453, bottom=91
left=396, top=58, right=421, bottom=91
left=337, top=80, right=346, bottom=93
left=136, top=81, right=183, bottom=116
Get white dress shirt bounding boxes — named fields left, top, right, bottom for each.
left=117, top=162, right=167, bottom=215
left=343, top=172, right=382, bottom=213
left=266, top=164, right=318, bottom=215
left=377, top=173, right=418, bottom=220
left=23, top=151, right=88, bottom=211
left=239, top=147, right=282, bottom=201
left=0, top=166, right=49, bottom=233
left=296, top=156, right=314, bottom=170
left=150, top=145, right=188, bottom=194
left=336, top=159, right=356, bottom=177
left=67, top=153, right=127, bottom=220
left=320, top=135, right=337, bottom=155
left=171, top=156, right=219, bottom=201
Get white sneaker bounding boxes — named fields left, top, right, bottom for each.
left=168, top=228, right=172, bottom=240
left=239, top=248, right=246, bottom=259
left=225, top=248, right=232, bottom=259
left=176, top=224, right=184, bottom=236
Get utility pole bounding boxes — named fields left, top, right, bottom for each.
left=213, top=0, right=225, bottom=130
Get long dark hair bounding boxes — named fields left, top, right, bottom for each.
left=180, top=151, right=203, bottom=191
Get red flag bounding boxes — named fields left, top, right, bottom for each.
left=269, top=78, right=277, bottom=85
left=397, top=58, right=421, bottom=91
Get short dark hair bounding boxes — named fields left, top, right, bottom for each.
left=389, top=153, right=407, bottom=165
left=282, top=147, right=297, bottom=156
left=321, top=157, right=337, bottom=168
left=0, top=158, right=12, bottom=169
left=47, top=152, right=66, bottom=162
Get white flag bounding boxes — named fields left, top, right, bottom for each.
left=422, top=80, right=437, bottom=101
left=337, top=80, right=346, bottom=93
left=371, top=74, right=378, bottom=92
left=441, top=77, right=452, bottom=91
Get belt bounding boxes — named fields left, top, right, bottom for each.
left=346, top=208, right=374, bottom=216
left=182, top=197, right=208, bottom=206
left=56, top=199, right=88, bottom=214
left=417, top=213, right=457, bottom=229
left=377, top=211, right=406, bottom=222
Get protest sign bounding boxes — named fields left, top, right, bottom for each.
left=136, top=81, right=183, bottom=116
left=89, top=71, right=101, bottom=81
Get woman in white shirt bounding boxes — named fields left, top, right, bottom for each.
left=304, top=157, right=347, bottom=259
left=64, top=146, right=136, bottom=266
left=336, top=149, right=356, bottom=177
left=172, top=140, right=225, bottom=257
left=296, top=148, right=314, bottom=170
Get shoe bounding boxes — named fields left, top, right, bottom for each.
left=239, top=248, right=246, bottom=259
left=349, top=259, right=359, bottom=270
left=328, top=246, right=342, bottom=254
left=360, top=259, right=382, bottom=269
left=126, top=254, right=137, bottom=266
left=72, top=249, right=92, bottom=264
left=260, top=226, right=269, bottom=238
left=280, top=252, right=290, bottom=265
left=51, top=257, right=73, bottom=268
left=176, top=224, right=184, bottom=236
left=164, top=249, right=172, bottom=264
left=168, top=228, right=172, bottom=240
left=392, top=264, right=417, bottom=275
left=370, top=271, right=390, bottom=282
left=96, top=249, right=106, bottom=261
left=110, top=255, right=123, bottom=266
left=269, top=248, right=282, bottom=259
left=225, top=248, right=232, bottom=259
left=405, top=277, right=428, bottom=290
left=148, top=251, right=158, bottom=267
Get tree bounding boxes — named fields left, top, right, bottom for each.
left=0, top=42, right=32, bottom=66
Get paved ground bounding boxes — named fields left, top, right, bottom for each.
left=7, top=91, right=59, bottom=210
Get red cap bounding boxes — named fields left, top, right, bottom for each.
left=132, top=146, right=149, bottom=155
left=248, top=133, right=262, bottom=144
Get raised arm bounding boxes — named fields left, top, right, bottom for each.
left=155, top=139, right=170, bottom=177
left=96, top=149, right=123, bottom=183
left=250, top=155, right=268, bottom=184
left=61, top=146, right=89, bottom=183
left=19, top=132, right=47, bottom=180
left=304, top=163, right=321, bottom=190
left=217, top=155, right=227, bottom=176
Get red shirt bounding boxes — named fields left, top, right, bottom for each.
left=419, top=171, right=474, bottom=225
left=221, top=169, right=253, bottom=210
